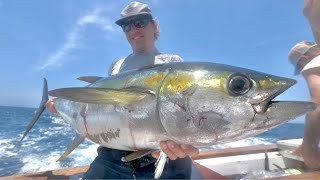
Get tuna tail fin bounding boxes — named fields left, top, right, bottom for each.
left=154, top=150, right=167, bottom=179
left=21, top=78, right=49, bottom=141
left=57, top=133, right=85, bottom=161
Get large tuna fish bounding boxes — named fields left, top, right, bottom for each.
left=21, top=62, right=315, bottom=178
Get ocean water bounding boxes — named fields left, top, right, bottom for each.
left=0, top=105, right=305, bottom=177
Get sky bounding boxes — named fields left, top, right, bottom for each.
left=0, top=0, right=315, bottom=122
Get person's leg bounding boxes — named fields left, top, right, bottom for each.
left=160, top=157, right=192, bottom=179
left=134, top=163, right=155, bottom=179
left=82, top=147, right=133, bottom=179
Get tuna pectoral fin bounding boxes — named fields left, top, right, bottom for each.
left=121, top=150, right=155, bottom=162
left=57, top=133, right=85, bottom=162
left=154, top=150, right=167, bottom=179
left=49, top=87, right=155, bottom=105
left=21, top=78, right=49, bottom=141
left=77, top=76, right=103, bottom=83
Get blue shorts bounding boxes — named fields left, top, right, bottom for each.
left=82, top=146, right=192, bottom=179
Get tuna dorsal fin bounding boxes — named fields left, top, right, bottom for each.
left=57, top=133, right=85, bottom=161
left=49, top=87, right=155, bottom=105
left=154, top=150, right=167, bottom=179
left=121, top=150, right=155, bottom=162
left=77, top=76, right=103, bottom=83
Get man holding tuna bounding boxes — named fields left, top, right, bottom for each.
left=46, top=1, right=199, bottom=179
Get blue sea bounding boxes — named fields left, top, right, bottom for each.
left=0, top=105, right=305, bottom=177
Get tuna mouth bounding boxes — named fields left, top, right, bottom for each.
left=252, top=78, right=297, bottom=114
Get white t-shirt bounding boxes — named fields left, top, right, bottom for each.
left=108, top=52, right=183, bottom=76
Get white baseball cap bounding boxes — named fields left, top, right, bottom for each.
left=115, top=2, right=153, bottom=26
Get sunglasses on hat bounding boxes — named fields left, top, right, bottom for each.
left=121, top=18, right=151, bottom=33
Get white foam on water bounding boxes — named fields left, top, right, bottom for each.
left=20, top=141, right=37, bottom=147
left=0, top=138, right=17, bottom=157
left=221, top=137, right=272, bottom=147
left=3, top=150, right=17, bottom=157
left=22, top=135, right=47, bottom=142
left=68, top=142, right=99, bottom=166
left=0, top=139, right=12, bottom=144
left=42, top=126, right=70, bottom=136
left=51, top=116, right=67, bottom=125
left=0, top=139, right=13, bottom=153
left=20, top=151, right=63, bottom=174
left=19, top=141, right=99, bottom=174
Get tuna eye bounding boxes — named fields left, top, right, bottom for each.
left=228, top=74, right=252, bottom=96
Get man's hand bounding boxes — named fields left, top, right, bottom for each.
left=46, top=98, right=58, bottom=114
left=152, top=140, right=199, bottom=160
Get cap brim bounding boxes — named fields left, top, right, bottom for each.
left=115, top=13, right=152, bottom=26
left=293, top=61, right=303, bottom=75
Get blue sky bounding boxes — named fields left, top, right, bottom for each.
left=0, top=0, right=314, bottom=116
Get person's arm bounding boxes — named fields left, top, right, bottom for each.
left=311, top=27, right=320, bottom=47
left=46, top=98, right=58, bottom=114
left=152, top=140, right=199, bottom=160
left=303, top=0, right=320, bottom=44
left=108, top=58, right=125, bottom=76
left=299, top=69, right=320, bottom=168
left=301, top=107, right=320, bottom=168
left=170, top=54, right=183, bottom=62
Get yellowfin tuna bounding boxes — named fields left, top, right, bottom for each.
left=21, top=62, right=315, bottom=179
